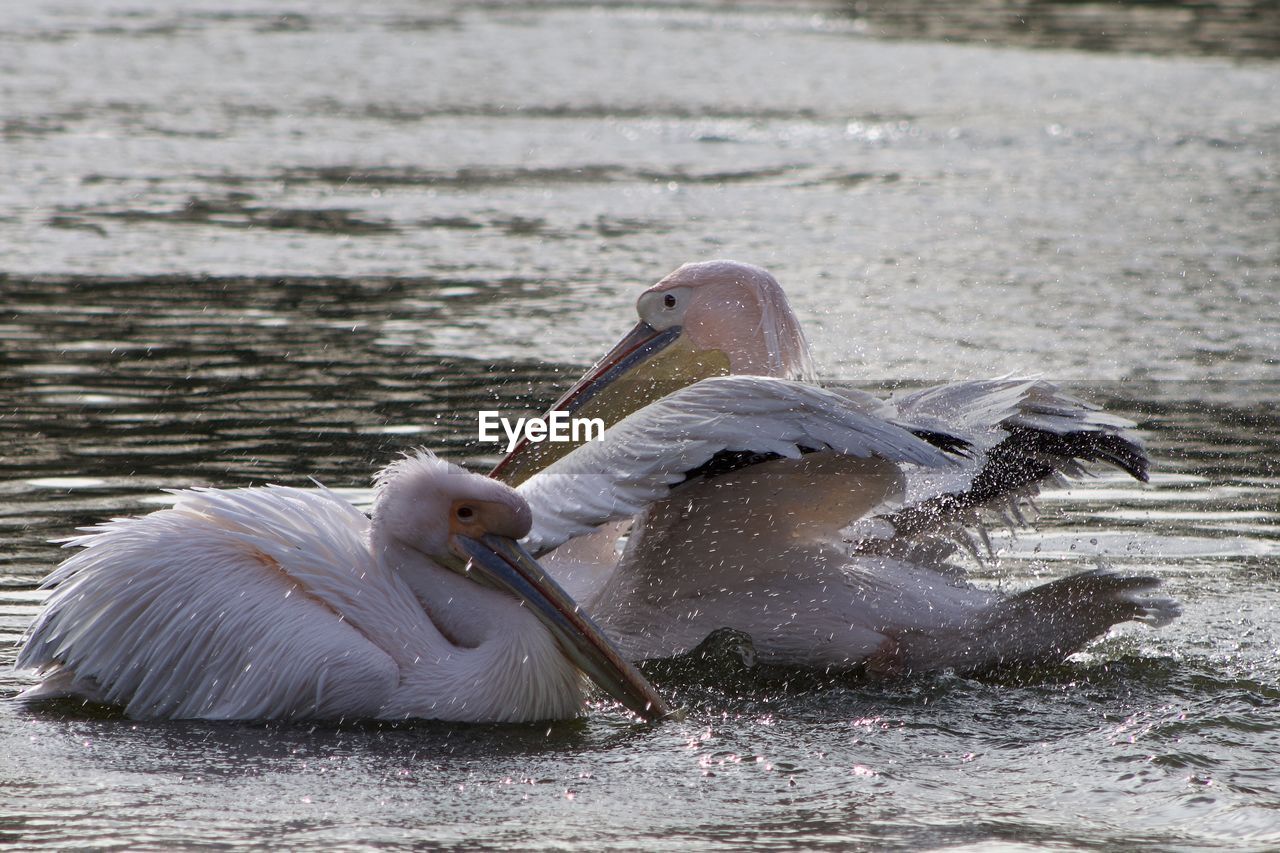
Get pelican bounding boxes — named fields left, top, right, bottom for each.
left=15, top=450, right=668, bottom=722
left=515, top=376, right=1180, bottom=670
left=494, top=260, right=1145, bottom=489
left=490, top=260, right=1178, bottom=671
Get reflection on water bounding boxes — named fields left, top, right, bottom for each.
left=847, top=0, right=1280, bottom=58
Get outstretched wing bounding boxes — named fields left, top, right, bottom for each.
left=16, top=485, right=409, bottom=720
left=518, top=375, right=959, bottom=555
left=839, top=378, right=1150, bottom=561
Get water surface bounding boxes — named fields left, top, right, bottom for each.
left=2, top=1, right=1278, bottom=849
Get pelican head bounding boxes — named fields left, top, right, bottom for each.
left=494, top=260, right=816, bottom=483
left=373, top=450, right=534, bottom=563
left=373, top=451, right=667, bottom=720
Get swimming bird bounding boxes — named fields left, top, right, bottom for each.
left=494, top=260, right=1147, bottom=495
left=515, top=376, right=1180, bottom=671
left=496, top=260, right=1152, bottom=566
left=15, top=450, right=668, bottom=722
left=489, top=260, right=1178, bottom=671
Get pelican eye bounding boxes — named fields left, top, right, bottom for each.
left=663, top=293, right=677, bottom=308
left=455, top=506, right=475, bottom=521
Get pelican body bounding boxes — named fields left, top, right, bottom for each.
left=16, top=451, right=667, bottom=722
left=495, top=261, right=1180, bottom=673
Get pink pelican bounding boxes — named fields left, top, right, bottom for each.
left=491, top=261, right=1178, bottom=672
left=16, top=450, right=668, bottom=722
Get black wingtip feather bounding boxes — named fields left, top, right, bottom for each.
left=1009, top=427, right=1150, bottom=484
left=677, top=445, right=826, bottom=485
left=906, top=427, right=975, bottom=459
left=878, top=425, right=1150, bottom=540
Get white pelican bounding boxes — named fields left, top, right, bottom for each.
left=515, top=376, right=1180, bottom=671
left=15, top=450, right=668, bottom=722
left=489, top=260, right=1178, bottom=671
left=494, top=260, right=1145, bottom=489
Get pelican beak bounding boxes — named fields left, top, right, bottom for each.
left=544, top=321, right=684, bottom=417
left=491, top=321, right=731, bottom=484
left=454, top=533, right=670, bottom=721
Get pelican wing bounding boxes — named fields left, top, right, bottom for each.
left=835, top=378, right=1150, bottom=561
left=518, top=375, right=956, bottom=555
left=888, top=378, right=1147, bottom=504
left=16, top=484, right=420, bottom=720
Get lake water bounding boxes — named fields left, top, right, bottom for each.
left=1, top=1, right=1277, bottom=849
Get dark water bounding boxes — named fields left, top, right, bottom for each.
left=848, top=0, right=1280, bottom=59
left=2, top=1, right=1278, bottom=850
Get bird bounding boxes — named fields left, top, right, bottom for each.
left=488, top=260, right=1179, bottom=672
left=15, top=450, right=668, bottom=722
left=513, top=375, right=1181, bottom=671
left=493, top=260, right=1147, bottom=493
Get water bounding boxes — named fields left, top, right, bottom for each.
left=2, top=1, right=1278, bottom=849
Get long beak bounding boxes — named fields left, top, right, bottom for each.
left=455, top=533, right=670, bottom=721
left=544, top=321, right=683, bottom=417
left=492, top=321, right=729, bottom=484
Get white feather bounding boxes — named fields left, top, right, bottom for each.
left=518, top=375, right=954, bottom=555
left=17, top=456, right=597, bottom=722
